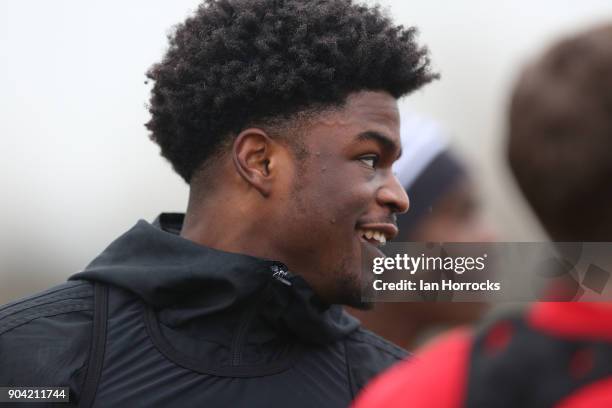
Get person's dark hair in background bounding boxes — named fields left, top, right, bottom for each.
left=354, top=24, right=612, bottom=408
left=508, top=25, right=612, bottom=242
left=349, top=113, right=494, bottom=350
left=0, top=1, right=440, bottom=406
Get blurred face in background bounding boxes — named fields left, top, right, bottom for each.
left=401, top=176, right=496, bottom=328
left=406, top=178, right=496, bottom=244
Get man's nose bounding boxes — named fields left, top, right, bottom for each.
left=377, top=173, right=410, bottom=214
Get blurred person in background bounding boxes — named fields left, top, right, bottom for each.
left=349, top=113, right=495, bottom=350
left=0, top=0, right=440, bottom=406
left=354, top=23, right=612, bottom=408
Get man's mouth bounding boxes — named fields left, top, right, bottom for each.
left=356, top=223, right=399, bottom=247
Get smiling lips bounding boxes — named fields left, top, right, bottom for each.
left=356, top=223, right=399, bottom=247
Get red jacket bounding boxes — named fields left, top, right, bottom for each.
left=354, top=302, right=612, bottom=408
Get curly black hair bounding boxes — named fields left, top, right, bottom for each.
left=146, top=0, right=438, bottom=183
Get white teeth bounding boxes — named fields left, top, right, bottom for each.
left=359, top=229, right=387, bottom=245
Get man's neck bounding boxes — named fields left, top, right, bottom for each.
left=180, top=191, right=276, bottom=261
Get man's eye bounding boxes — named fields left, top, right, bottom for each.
left=359, top=155, right=379, bottom=168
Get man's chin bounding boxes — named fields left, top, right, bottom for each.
left=323, top=243, right=379, bottom=307
left=331, top=269, right=377, bottom=309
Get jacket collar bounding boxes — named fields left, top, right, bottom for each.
left=70, top=213, right=359, bottom=345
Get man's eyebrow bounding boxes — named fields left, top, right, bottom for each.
left=356, top=131, right=402, bottom=159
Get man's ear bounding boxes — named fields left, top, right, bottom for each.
left=232, top=128, right=277, bottom=197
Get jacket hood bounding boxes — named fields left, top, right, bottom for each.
left=70, top=213, right=359, bottom=345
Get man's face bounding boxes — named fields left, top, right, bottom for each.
left=272, top=91, right=409, bottom=307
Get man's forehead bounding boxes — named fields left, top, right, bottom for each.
left=310, top=91, right=401, bottom=139
left=343, top=91, right=400, bottom=129
left=299, top=91, right=402, bottom=153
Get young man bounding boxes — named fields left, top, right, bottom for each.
left=0, top=0, right=437, bottom=406
left=354, top=24, right=612, bottom=408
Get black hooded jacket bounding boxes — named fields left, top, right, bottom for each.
left=0, top=214, right=406, bottom=407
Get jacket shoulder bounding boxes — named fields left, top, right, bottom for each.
left=0, top=281, right=94, bottom=390
left=344, top=327, right=409, bottom=396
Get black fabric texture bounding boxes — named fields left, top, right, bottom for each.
left=77, top=283, right=108, bottom=408
left=0, top=281, right=94, bottom=407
